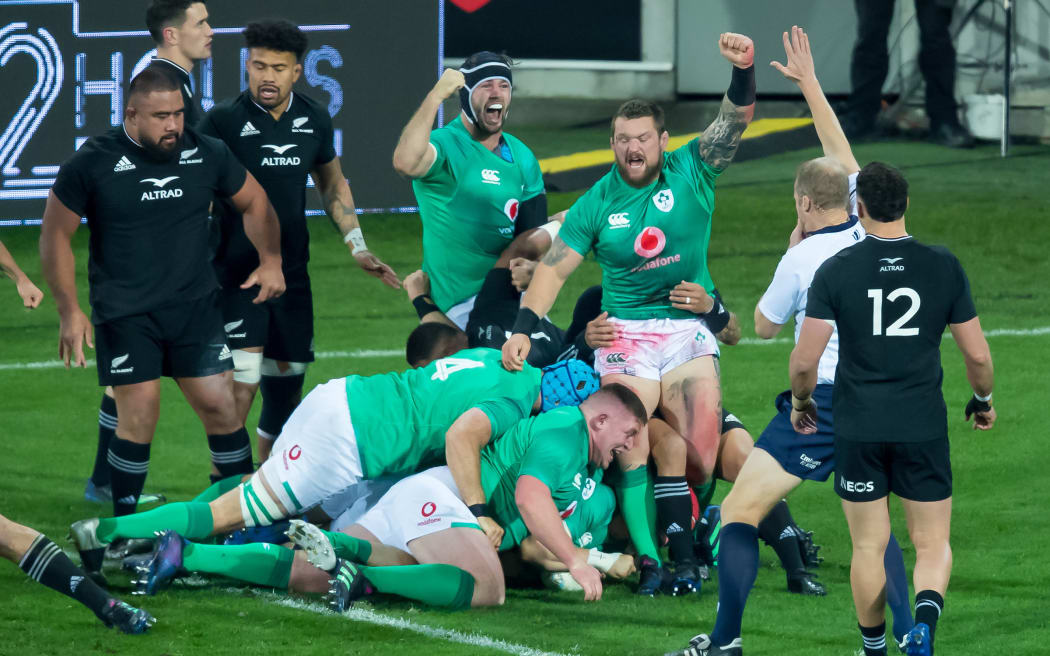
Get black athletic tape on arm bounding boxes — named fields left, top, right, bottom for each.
left=412, top=295, right=440, bottom=320
left=965, top=394, right=992, bottom=415
left=514, top=195, right=548, bottom=236
left=727, top=65, right=756, bottom=106
left=511, top=308, right=540, bottom=336
left=468, top=503, right=489, bottom=518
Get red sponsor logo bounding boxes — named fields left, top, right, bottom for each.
left=417, top=517, right=442, bottom=527
left=559, top=500, right=578, bottom=520
left=633, top=226, right=667, bottom=258
left=421, top=501, right=437, bottom=517
left=449, top=0, right=491, bottom=12
left=504, top=198, right=519, bottom=222
left=289, top=445, right=301, bottom=461
left=631, top=253, right=681, bottom=273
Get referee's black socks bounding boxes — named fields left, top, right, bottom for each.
left=19, top=534, right=113, bottom=620
left=207, top=427, right=254, bottom=479
left=107, top=436, right=150, bottom=516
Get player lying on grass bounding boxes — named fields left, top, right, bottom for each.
left=0, top=512, right=154, bottom=634
left=70, top=348, right=599, bottom=580
left=665, top=27, right=913, bottom=656
left=132, top=386, right=645, bottom=610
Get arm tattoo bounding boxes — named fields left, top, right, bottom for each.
left=698, top=95, right=754, bottom=170
left=541, top=237, right=571, bottom=266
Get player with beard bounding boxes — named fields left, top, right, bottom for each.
left=393, top=52, right=548, bottom=330
left=199, top=20, right=398, bottom=462
left=503, top=33, right=755, bottom=595
left=83, top=0, right=215, bottom=507
left=41, top=67, right=284, bottom=575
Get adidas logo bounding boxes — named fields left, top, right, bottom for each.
left=117, top=495, right=139, bottom=505
left=113, top=156, right=136, bottom=172
left=779, top=526, right=796, bottom=541
left=666, top=522, right=685, bottom=535
left=219, top=344, right=232, bottom=361
left=69, top=575, right=84, bottom=593
left=240, top=121, right=260, bottom=137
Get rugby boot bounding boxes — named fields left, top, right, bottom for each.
left=326, top=558, right=370, bottom=613
left=664, top=634, right=742, bottom=656
left=98, top=598, right=156, bottom=634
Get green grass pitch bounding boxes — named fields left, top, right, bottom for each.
left=0, top=140, right=1047, bottom=655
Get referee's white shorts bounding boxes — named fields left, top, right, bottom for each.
left=594, top=317, right=719, bottom=381
left=356, top=466, right=481, bottom=553
left=246, top=378, right=364, bottom=524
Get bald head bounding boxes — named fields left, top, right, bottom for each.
left=794, top=156, right=849, bottom=212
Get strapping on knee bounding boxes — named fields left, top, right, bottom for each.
left=232, top=349, right=263, bottom=384
left=260, top=358, right=308, bottom=377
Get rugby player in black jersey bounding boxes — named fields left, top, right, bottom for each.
left=200, top=19, right=398, bottom=462
left=40, top=67, right=284, bottom=569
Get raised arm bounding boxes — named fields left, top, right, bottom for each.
left=0, top=239, right=43, bottom=308
left=312, top=157, right=399, bottom=289
left=501, top=236, right=584, bottom=370
left=39, top=192, right=92, bottom=367
left=228, top=172, right=285, bottom=304
left=771, top=26, right=860, bottom=174
left=392, top=69, right=465, bottom=179
left=697, top=33, right=756, bottom=171
left=949, top=316, right=996, bottom=430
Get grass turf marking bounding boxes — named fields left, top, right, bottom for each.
left=259, top=592, right=577, bottom=656
left=2, top=326, right=1047, bottom=371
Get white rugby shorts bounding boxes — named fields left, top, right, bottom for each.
left=356, top=466, right=481, bottom=553
left=255, top=378, right=364, bottom=517
left=595, top=317, right=719, bottom=381
left=446, top=295, right=478, bottom=331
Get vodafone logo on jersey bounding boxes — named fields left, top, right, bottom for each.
left=504, top=198, right=519, bottom=222
left=633, top=226, right=667, bottom=258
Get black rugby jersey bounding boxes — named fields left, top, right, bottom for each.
left=806, top=235, right=977, bottom=442
left=199, top=91, right=335, bottom=287
left=149, top=58, right=202, bottom=127
left=51, top=125, right=247, bottom=323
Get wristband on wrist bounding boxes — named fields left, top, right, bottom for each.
left=412, top=295, right=440, bottom=320
left=791, top=394, right=812, bottom=411
left=974, top=391, right=992, bottom=402
left=344, top=227, right=367, bottom=255
left=511, top=308, right=540, bottom=336
left=727, top=64, right=756, bottom=106
left=700, top=299, right=730, bottom=334
left=966, top=394, right=992, bottom=414
left=467, top=503, right=488, bottom=518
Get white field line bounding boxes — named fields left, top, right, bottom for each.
left=2, top=327, right=1048, bottom=372
left=259, top=593, right=577, bottom=656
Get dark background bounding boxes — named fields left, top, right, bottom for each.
left=444, top=0, right=640, bottom=60
left=0, top=0, right=440, bottom=221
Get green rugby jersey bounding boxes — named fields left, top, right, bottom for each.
left=345, top=348, right=541, bottom=479
left=483, top=407, right=595, bottom=550
left=560, top=139, right=721, bottom=320
left=413, top=118, right=545, bottom=312
left=564, top=477, right=615, bottom=549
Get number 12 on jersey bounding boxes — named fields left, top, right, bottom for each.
left=868, top=287, right=920, bottom=336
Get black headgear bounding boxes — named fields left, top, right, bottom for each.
left=458, top=52, right=513, bottom=125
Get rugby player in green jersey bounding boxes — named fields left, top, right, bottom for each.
left=393, top=52, right=549, bottom=329
left=69, top=349, right=598, bottom=579
left=503, top=33, right=757, bottom=593
left=119, top=386, right=643, bottom=612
